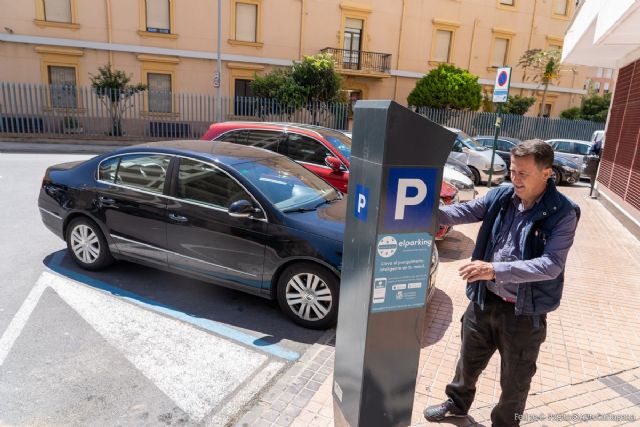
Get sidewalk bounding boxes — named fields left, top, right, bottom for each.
left=236, top=184, right=640, bottom=427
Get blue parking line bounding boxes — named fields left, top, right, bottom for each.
left=48, top=252, right=300, bottom=361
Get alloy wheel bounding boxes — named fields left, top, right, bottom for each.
left=285, top=272, right=333, bottom=322
left=70, top=224, right=101, bottom=264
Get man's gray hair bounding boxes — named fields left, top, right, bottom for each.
left=511, top=139, right=554, bottom=169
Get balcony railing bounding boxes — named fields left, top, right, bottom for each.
left=321, top=48, right=391, bottom=74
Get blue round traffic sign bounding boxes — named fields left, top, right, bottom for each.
left=498, top=70, right=508, bottom=86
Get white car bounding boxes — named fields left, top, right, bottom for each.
left=545, top=139, right=591, bottom=177
left=444, top=165, right=476, bottom=201
left=446, top=127, right=508, bottom=185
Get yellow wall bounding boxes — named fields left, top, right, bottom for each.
left=0, top=0, right=616, bottom=116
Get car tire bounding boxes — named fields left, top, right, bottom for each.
left=469, top=166, right=482, bottom=185
left=65, top=217, right=114, bottom=270
left=276, top=263, right=339, bottom=329
left=552, top=167, right=563, bottom=186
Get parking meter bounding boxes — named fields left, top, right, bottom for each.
left=333, top=101, right=455, bottom=426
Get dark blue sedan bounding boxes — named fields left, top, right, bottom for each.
left=38, top=140, right=438, bottom=329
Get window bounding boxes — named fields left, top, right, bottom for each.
left=146, top=0, right=170, bottom=33
left=553, top=141, right=572, bottom=153
left=342, top=18, right=363, bottom=68
left=604, top=82, right=610, bottom=94
left=279, top=134, right=332, bottom=165
left=177, top=158, right=250, bottom=209
left=594, top=81, right=601, bottom=92
left=499, top=0, right=514, bottom=5
left=542, top=103, right=552, bottom=117
left=434, top=30, right=452, bottom=63
left=48, top=65, right=77, bottom=108
left=98, top=157, right=120, bottom=182
left=43, top=0, right=71, bottom=22
left=215, top=129, right=249, bottom=144
left=605, top=68, right=613, bottom=79
left=235, top=2, right=257, bottom=42
left=147, top=73, right=172, bottom=113
left=115, top=154, right=171, bottom=193
left=492, top=37, right=510, bottom=67
left=596, top=67, right=604, bottom=78
left=245, top=130, right=284, bottom=151
left=553, top=0, right=568, bottom=17
left=234, top=79, right=255, bottom=115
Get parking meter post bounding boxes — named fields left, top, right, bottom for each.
left=333, top=101, right=455, bottom=427
left=488, top=103, right=503, bottom=189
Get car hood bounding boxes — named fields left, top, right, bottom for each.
left=469, top=149, right=507, bottom=167
left=282, top=198, right=346, bottom=242
left=554, top=156, right=579, bottom=169
left=443, top=167, right=473, bottom=186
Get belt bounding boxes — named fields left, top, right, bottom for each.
left=486, top=289, right=516, bottom=304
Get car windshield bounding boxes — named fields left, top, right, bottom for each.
left=457, top=132, right=487, bottom=151
left=237, top=156, right=340, bottom=212
left=576, top=144, right=590, bottom=155
left=317, top=129, right=352, bottom=159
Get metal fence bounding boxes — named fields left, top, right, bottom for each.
left=414, top=107, right=605, bottom=141
left=0, top=82, right=349, bottom=138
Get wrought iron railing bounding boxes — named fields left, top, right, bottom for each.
left=321, top=48, right=391, bottom=74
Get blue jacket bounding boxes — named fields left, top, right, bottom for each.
left=469, top=182, right=580, bottom=316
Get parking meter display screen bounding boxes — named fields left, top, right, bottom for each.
left=371, top=232, right=433, bottom=313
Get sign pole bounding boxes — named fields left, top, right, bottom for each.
left=487, top=103, right=502, bottom=189
left=489, top=66, right=512, bottom=188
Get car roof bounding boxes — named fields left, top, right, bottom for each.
left=211, top=121, right=330, bottom=140
left=119, top=139, right=281, bottom=165
left=546, top=139, right=591, bottom=144
left=476, top=135, right=521, bottom=144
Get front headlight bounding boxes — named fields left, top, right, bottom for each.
left=450, top=179, right=473, bottom=191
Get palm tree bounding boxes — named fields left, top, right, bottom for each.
left=518, top=49, right=562, bottom=117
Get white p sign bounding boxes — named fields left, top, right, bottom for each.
left=394, top=179, right=427, bottom=220
left=357, top=193, right=367, bottom=213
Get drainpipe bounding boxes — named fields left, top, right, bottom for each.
left=106, top=0, right=113, bottom=65
left=215, top=0, right=222, bottom=122
left=299, top=0, right=306, bottom=60
left=467, top=18, right=478, bottom=70
left=393, top=0, right=406, bottom=102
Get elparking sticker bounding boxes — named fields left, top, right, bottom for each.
left=371, top=232, right=433, bottom=313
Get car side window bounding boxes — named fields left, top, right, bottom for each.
left=115, top=154, right=171, bottom=193
left=452, top=139, right=464, bottom=152
left=498, top=140, right=512, bottom=152
left=98, top=156, right=120, bottom=182
left=279, top=134, right=332, bottom=165
left=575, top=144, right=590, bottom=155
left=215, top=129, right=248, bottom=145
left=553, top=141, right=572, bottom=153
left=177, top=158, right=250, bottom=209
left=245, top=130, right=284, bottom=152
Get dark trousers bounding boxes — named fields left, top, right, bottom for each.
left=445, top=291, right=547, bottom=427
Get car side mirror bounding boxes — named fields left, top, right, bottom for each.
left=228, top=199, right=257, bottom=218
left=325, top=156, right=343, bottom=172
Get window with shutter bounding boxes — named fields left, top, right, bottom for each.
left=43, top=0, right=72, bottom=23
left=48, top=65, right=77, bottom=108
left=235, top=2, right=257, bottom=42
left=146, top=0, right=170, bottom=33
left=148, top=73, right=172, bottom=113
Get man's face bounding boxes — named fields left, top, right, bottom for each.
left=510, top=154, right=552, bottom=203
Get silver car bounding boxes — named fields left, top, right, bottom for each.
left=446, top=127, right=508, bottom=185
left=545, top=139, right=591, bottom=177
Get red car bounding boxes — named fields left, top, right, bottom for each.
left=202, top=122, right=456, bottom=238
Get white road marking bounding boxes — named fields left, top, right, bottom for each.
left=207, top=360, right=284, bottom=427
left=1, top=272, right=284, bottom=423
left=0, top=279, right=47, bottom=366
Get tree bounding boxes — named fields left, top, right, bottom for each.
left=407, top=64, right=482, bottom=110
left=518, top=49, right=562, bottom=117
left=250, top=53, right=342, bottom=122
left=90, top=65, right=146, bottom=136
left=559, top=93, right=611, bottom=122
left=502, top=95, right=536, bottom=115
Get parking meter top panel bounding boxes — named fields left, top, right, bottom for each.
left=351, top=101, right=457, bottom=167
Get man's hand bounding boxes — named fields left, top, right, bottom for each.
left=458, top=261, right=495, bottom=282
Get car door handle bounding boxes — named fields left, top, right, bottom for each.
left=97, top=196, right=116, bottom=207
left=168, top=213, right=188, bottom=223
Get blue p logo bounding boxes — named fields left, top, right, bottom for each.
left=384, top=167, right=437, bottom=231
left=354, top=184, right=369, bottom=222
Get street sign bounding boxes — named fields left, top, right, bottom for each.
left=333, top=101, right=455, bottom=427
left=492, top=66, right=512, bottom=103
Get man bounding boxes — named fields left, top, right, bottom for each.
left=423, top=139, right=580, bottom=427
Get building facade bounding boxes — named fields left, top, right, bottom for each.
left=563, top=0, right=640, bottom=236
left=0, top=0, right=605, bottom=116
